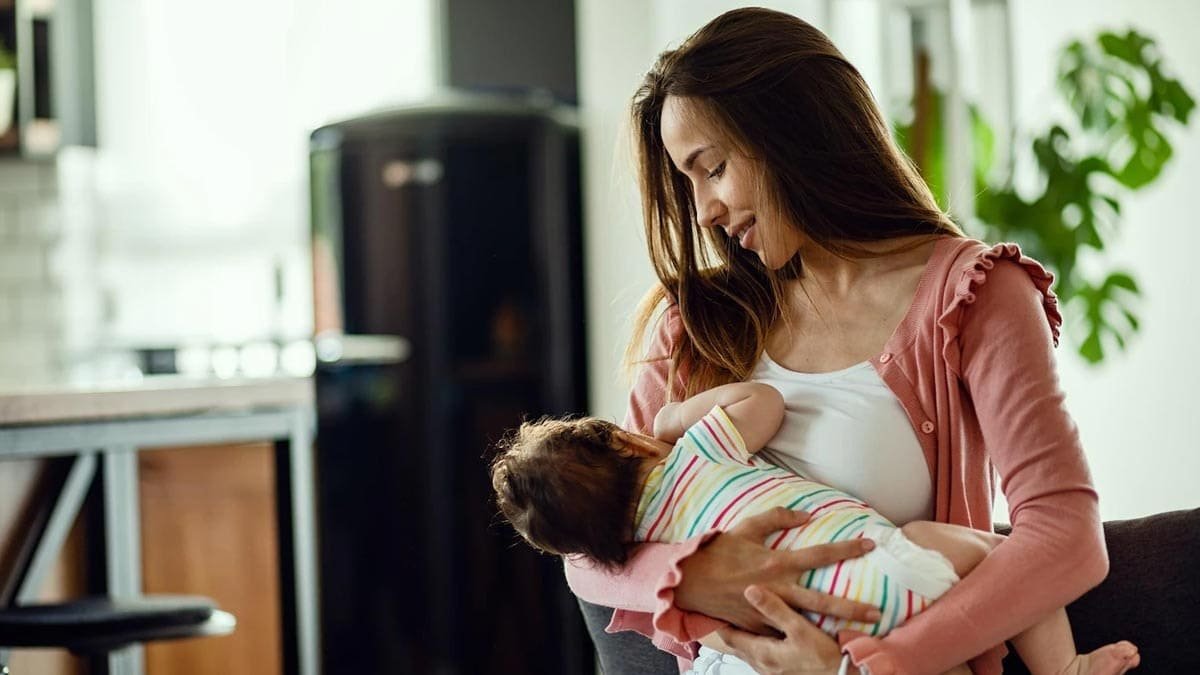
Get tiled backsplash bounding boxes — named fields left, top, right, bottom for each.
left=0, top=161, right=65, bottom=379
left=0, top=154, right=313, bottom=382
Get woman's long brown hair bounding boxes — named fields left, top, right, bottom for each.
left=626, top=7, right=962, bottom=396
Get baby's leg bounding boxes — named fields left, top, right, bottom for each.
left=900, top=522, right=1138, bottom=675
left=899, top=520, right=1002, bottom=577
left=1009, top=608, right=1139, bottom=675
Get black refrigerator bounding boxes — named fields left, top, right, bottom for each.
left=308, top=95, right=593, bottom=674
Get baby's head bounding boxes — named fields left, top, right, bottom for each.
left=490, top=416, right=648, bottom=568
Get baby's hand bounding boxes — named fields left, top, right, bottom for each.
left=652, top=402, right=684, bottom=442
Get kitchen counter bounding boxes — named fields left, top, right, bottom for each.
left=0, top=373, right=319, bottom=675
left=0, top=375, right=314, bottom=426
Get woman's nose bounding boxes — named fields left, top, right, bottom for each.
left=696, top=193, right=725, bottom=229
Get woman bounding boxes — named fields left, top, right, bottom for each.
left=566, top=8, right=1108, bottom=675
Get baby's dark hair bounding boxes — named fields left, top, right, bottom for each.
left=490, top=416, right=645, bottom=568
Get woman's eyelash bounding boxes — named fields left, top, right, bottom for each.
left=706, top=161, right=726, bottom=180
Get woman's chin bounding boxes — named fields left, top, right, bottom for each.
left=736, top=241, right=788, bottom=270
left=757, top=250, right=787, bottom=270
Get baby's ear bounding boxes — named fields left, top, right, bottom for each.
left=610, top=429, right=635, bottom=454
left=615, top=431, right=664, bottom=459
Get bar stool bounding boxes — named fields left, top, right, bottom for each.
left=0, top=594, right=235, bottom=673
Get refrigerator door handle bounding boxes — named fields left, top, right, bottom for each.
left=314, top=333, right=411, bottom=366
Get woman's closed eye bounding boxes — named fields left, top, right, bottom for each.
left=706, top=161, right=727, bottom=181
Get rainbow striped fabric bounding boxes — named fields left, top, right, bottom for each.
left=633, top=406, right=955, bottom=637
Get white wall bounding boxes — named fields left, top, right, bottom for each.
left=578, top=0, right=1200, bottom=520
left=87, top=0, right=438, bottom=346
left=1007, top=0, right=1200, bottom=520
left=576, top=0, right=657, bottom=428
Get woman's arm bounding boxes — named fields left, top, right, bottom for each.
left=842, top=254, right=1108, bottom=674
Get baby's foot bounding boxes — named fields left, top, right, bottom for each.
left=1060, top=641, right=1140, bottom=675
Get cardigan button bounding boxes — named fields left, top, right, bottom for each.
left=921, top=420, right=935, bottom=434
left=879, top=353, right=893, bottom=364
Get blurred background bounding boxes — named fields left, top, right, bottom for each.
left=0, top=0, right=1196, bottom=673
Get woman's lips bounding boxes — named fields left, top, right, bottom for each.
left=735, top=218, right=756, bottom=249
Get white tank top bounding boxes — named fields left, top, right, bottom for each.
left=750, top=353, right=933, bottom=525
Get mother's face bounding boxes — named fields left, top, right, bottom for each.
left=658, top=95, right=803, bottom=270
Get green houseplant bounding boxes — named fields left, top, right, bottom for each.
left=0, top=37, right=14, bottom=70
left=0, top=37, right=15, bottom=137
left=897, top=30, right=1195, bottom=363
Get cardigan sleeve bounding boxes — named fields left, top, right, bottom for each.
left=843, top=247, right=1108, bottom=675
left=562, top=303, right=725, bottom=657
left=621, top=303, right=685, bottom=434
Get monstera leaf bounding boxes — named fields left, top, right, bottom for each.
left=1059, top=30, right=1196, bottom=189
left=898, top=29, right=1193, bottom=364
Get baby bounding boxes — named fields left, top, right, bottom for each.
left=490, top=382, right=1139, bottom=675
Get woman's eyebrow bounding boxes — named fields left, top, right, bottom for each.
left=683, top=146, right=714, bottom=172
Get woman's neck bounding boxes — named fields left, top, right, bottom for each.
left=795, top=236, right=939, bottom=298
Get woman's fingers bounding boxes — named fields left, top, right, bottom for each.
left=675, top=512, right=877, bottom=637
left=745, top=585, right=816, bottom=638
left=787, top=538, right=875, bottom=570
left=716, top=586, right=846, bottom=674
left=728, top=510, right=874, bottom=573
left=766, top=583, right=882, bottom=624
left=716, top=625, right=775, bottom=666
left=728, top=507, right=811, bottom=540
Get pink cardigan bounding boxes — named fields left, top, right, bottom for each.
left=565, top=238, right=1108, bottom=675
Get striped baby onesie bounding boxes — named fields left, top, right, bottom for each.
left=633, top=406, right=959, bottom=637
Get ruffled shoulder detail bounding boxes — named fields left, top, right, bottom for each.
left=937, top=242, right=1062, bottom=376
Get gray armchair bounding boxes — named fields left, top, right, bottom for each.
left=1000, top=509, right=1199, bottom=673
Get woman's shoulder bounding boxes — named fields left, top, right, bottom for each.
left=928, top=237, right=1063, bottom=345
left=930, top=237, right=1048, bottom=275
left=926, top=238, right=1056, bottom=299
left=644, top=295, right=684, bottom=357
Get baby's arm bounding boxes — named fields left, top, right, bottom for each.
left=652, top=382, right=784, bottom=453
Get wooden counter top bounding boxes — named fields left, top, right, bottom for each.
left=0, top=376, right=314, bottom=426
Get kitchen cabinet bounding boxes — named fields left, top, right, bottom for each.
left=0, top=375, right=318, bottom=675
left=139, top=442, right=283, bottom=675
left=0, top=0, right=95, bottom=157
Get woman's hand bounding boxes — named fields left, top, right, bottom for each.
left=675, top=507, right=880, bottom=633
left=716, top=585, right=849, bottom=675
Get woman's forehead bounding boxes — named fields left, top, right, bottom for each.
left=660, top=96, right=722, bottom=168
